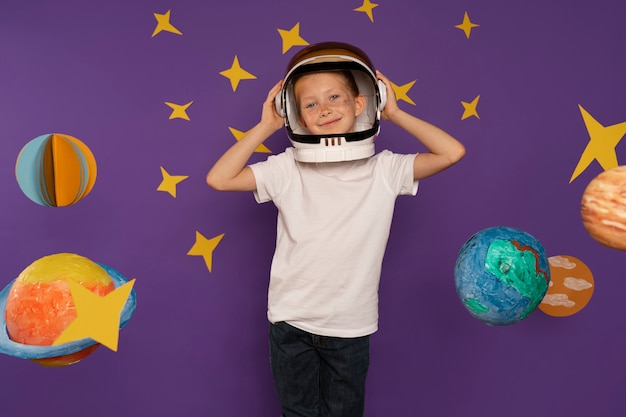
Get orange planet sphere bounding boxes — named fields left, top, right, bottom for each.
left=581, top=166, right=626, bottom=250
left=539, top=255, right=594, bottom=317
left=5, top=253, right=115, bottom=366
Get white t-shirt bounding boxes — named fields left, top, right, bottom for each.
left=250, top=148, right=418, bottom=337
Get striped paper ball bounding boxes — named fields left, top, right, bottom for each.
left=15, top=133, right=97, bottom=207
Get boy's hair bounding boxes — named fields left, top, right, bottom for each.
left=292, top=70, right=360, bottom=115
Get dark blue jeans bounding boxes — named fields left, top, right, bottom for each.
left=269, top=321, right=370, bottom=417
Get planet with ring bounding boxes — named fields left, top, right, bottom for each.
left=0, top=254, right=136, bottom=366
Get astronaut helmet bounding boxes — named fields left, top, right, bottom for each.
left=275, top=41, right=387, bottom=163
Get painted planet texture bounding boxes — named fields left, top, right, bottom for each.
left=539, top=255, right=594, bottom=317
left=581, top=166, right=626, bottom=251
left=1, top=253, right=136, bottom=366
left=454, top=226, right=551, bottom=326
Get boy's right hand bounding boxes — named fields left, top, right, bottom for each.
left=260, top=80, right=285, bottom=133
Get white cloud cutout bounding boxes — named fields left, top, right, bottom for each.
left=563, top=277, right=593, bottom=291
left=542, top=293, right=575, bottom=307
left=549, top=256, right=577, bottom=269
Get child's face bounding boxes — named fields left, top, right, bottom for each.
left=294, top=72, right=365, bottom=136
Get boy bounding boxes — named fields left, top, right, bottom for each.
left=207, top=42, right=465, bottom=417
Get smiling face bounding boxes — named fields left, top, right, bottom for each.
left=293, top=71, right=366, bottom=135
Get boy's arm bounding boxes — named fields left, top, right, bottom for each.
left=206, top=81, right=284, bottom=192
left=377, top=71, right=466, bottom=180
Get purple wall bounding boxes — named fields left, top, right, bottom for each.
left=1, top=1, right=625, bottom=416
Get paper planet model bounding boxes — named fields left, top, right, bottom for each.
left=581, top=166, right=626, bottom=250
left=15, top=133, right=97, bottom=207
left=0, top=253, right=136, bottom=367
left=539, top=255, right=594, bottom=317
left=454, top=226, right=550, bottom=326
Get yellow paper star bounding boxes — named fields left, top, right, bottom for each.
left=391, top=80, right=417, bottom=105
left=219, top=56, right=257, bottom=92
left=455, top=11, right=479, bottom=39
left=277, top=22, right=309, bottom=54
left=165, top=101, right=193, bottom=121
left=187, top=231, right=225, bottom=273
left=461, top=95, right=480, bottom=120
left=157, top=166, right=189, bottom=198
left=569, top=105, right=626, bottom=183
left=53, top=279, right=136, bottom=352
left=152, top=10, right=183, bottom=37
left=229, top=127, right=272, bottom=154
left=354, top=0, right=379, bottom=22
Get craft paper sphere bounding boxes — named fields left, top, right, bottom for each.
left=581, top=166, right=626, bottom=250
left=15, top=133, right=97, bottom=207
left=539, top=255, right=594, bottom=317
left=454, top=226, right=550, bottom=326
left=4, top=253, right=115, bottom=366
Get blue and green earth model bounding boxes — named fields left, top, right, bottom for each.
left=454, top=226, right=550, bottom=326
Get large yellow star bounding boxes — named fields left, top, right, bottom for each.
left=165, top=101, right=193, bottom=120
left=455, top=11, right=479, bottom=39
left=391, top=80, right=416, bottom=105
left=461, top=95, right=480, bottom=120
left=219, top=56, right=257, bottom=92
left=354, top=0, right=379, bottom=23
left=157, top=166, right=189, bottom=198
left=151, top=10, right=183, bottom=37
left=277, top=22, right=309, bottom=54
left=570, top=105, right=626, bottom=183
left=53, top=279, right=136, bottom=352
left=229, top=127, right=272, bottom=154
left=187, top=232, right=225, bottom=273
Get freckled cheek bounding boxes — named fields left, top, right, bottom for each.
left=332, top=99, right=352, bottom=108
left=301, top=113, right=316, bottom=126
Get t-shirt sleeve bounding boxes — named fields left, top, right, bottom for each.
left=249, top=149, right=295, bottom=203
left=377, top=150, right=419, bottom=196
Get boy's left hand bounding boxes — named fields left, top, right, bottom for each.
left=376, top=70, right=400, bottom=122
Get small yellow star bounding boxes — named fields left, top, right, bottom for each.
left=219, top=56, right=257, bottom=92
left=187, top=231, right=225, bottom=273
left=165, top=101, right=193, bottom=120
left=570, top=105, right=626, bottom=183
left=461, top=95, right=480, bottom=120
left=229, top=127, right=272, bottom=154
left=354, top=0, right=379, bottom=23
left=455, top=11, right=479, bottom=39
left=277, top=22, right=309, bottom=54
left=391, top=80, right=417, bottom=106
left=151, top=10, right=183, bottom=37
left=53, top=279, right=136, bottom=352
left=157, top=166, right=189, bottom=198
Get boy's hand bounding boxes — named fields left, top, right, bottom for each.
left=260, top=80, right=285, bottom=133
left=376, top=71, right=401, bottom=122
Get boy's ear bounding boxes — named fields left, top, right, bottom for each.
left=354, top=94, right=366, bottom=116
